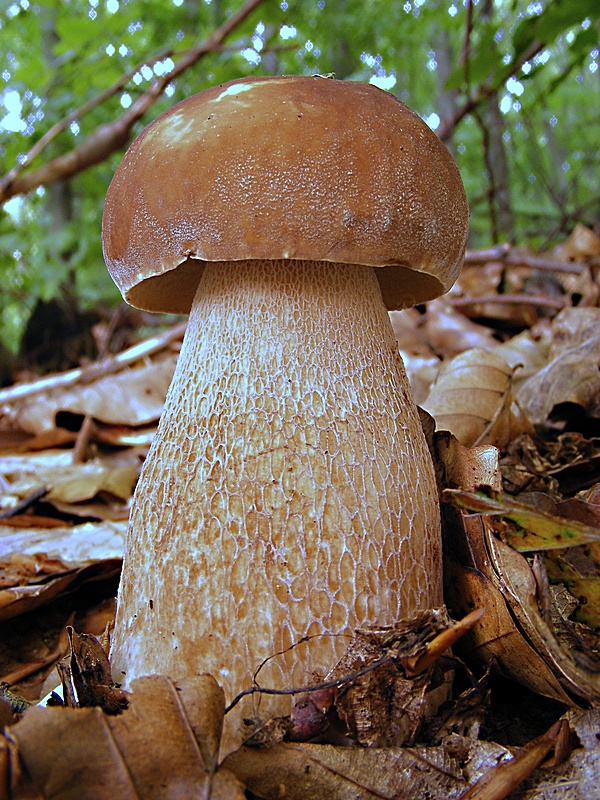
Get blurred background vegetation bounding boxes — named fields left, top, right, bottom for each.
left=0, top=0, right=598, bottom=365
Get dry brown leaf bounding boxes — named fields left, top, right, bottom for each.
left=434, top=433, right=502, bottom=492
left=445, top=505, right=600, bottom=706
left=56, top=627, right=128, bottom=714
left=453, top=260, right=504, bottom=304
left=327, top=610, right=454, bottom=748
left=388, top=307, right=429, bottom=353
left=445, top=556, right=573, bottom=705
left=437, top=433, right=600, bottom=707
left=12, top=355, right=176, bottom=435
left=0, top=558, right=121, bottom=623
left=224, top=740, right=469, bottom=799
left=0, top=450, right=140, bottom=519
left=492, top=328, right=551, bottom=383
left=517, top=307, right=600, bottom=423
left=459, top=719, right=567, bottom=800
left=0, top=553, right=72, bottom=589
left=422, top=348, right=532, bottom=448
left=485, top=532, right=600, bottom=705
left=8, top=675, right=244, bottom=800
left=422, top=299, right=500, bottom=357
left=0, top=520, right=126, bottom=563
left=550, top=222, right=600, bottom=262
left=225, top=730, right=569, bottom=800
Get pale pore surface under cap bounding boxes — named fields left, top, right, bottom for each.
left=110, top=260, right=442, bottom=740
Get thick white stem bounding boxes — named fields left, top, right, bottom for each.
left=111, top=260, right=441, bottom=740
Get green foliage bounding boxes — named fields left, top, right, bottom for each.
left=0, top=0, right=599, bottom=355
left=512, top=0, right=599, bottom=58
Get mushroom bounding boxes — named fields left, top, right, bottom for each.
left=102, top=76, right=468, bottom=746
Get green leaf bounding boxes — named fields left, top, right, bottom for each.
left=513, top=0, right=600, bottom=59
left=444, top=489, right=600, bottom=552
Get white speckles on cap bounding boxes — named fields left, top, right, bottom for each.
left=214, top=81, right=254, bottom=102
left=145, top=109, right=196, bottom=146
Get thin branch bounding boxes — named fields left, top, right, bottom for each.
left=464, top=245, right=586, bottom=274
left=460, top=0, right=474, bottom=95
left=0, top=0, right=265, bottom=203
left=0, top=48, right=174, bottom=193
left=225, top=654, right=394, bottom=715
left=0, top=320, right=187, bottom=405
left=448, top=293, right=566, bottom=310
left=437, top=39, right=545, bottom=141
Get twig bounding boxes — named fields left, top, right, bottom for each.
left=0, top=321, right=187, bottom=405
left=464, top=245, right=586, bottom=274
left=460, top=0, right=474, bottom=94
left=225, top=654, right=395, bottom=715
left=225, top=609, right=484, bottom=714
left=0, top=486, right=48, bottom=520
left=437, top=39, right=545, bottom=141
left=448, top=293, right=566, bottom=310
left=0, top=48, right=173, bottom=193
left=71, top=305, right=124, bottom=463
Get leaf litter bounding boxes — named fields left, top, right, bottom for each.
left=0, top=230, right=600, bottom=797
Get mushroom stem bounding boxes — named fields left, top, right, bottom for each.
left=110, top=259, right=441, bottom=730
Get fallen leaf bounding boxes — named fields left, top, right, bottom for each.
left=0, top=520, right=126, bottom=563
left=437, top=434, right=600, bottom=708
left=550, top=222, right=600, bottom=262
left=11, top=355, right=177, bottom=435
left=423, top=299, right=500, bottom=357
left=444, top=488, right=600, bottom=552
left=422, top=348, right=532, bottom=448
left=0, top=450, right=139, bottom=511
left=445, top=554, right=573, bottom=705
left=0, top=558, right=121, bottom=622
left=459, top=719, right=567, bottom=800
left=224, top=740, right=469, bottom=799
left=517, top=308, right=600, bottom=423
left=8, top=675, right=244, bottom=800
left=56, top=627, right=127, bottom=714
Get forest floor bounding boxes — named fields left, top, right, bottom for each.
left=0, top=225, right=599, bottom=798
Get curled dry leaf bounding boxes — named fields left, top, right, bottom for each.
left=7, top=674, right=244, bottom=800
left=437, top=433, right=600, bottom=708
left=56, top=627, right=127, bottom=714
left=0, top=450, right=139, bottom=507
left=422, top=348, right=532, bottom=448
left=444, top=488, right=600, bottom=553
left=326, top=609, right=455, bottom=748
left=225, top=711, right=597, bottom=800
left=422, top=299, right=500, bottom=358
left=224, top=740, right=474, bottom=799
left=517, top=307, right=600, bottom=423
left=452, top=519, right=600, bottom=706
left=492, top=328, right=551, bottom=384
left=0, top=520, right=126, bottom=563
left=459, top=719, right=568, bottom=800
left=446, top=488, right=600, bottom=629
left=550, top=222, right=600, bottom=263
left=10, top=355, right=176, bottom=435
left=0, top=557, right=121, bottom=623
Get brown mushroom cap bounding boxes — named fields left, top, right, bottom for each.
left=102, top=75, right=468, bottom=313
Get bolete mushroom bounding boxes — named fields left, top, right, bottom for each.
left=102, top=76, right=468, bottom=745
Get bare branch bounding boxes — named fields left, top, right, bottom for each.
left=0, top=0, right=265, bottom=203
left=464, top=245, right=586, bottom=274
left=438, top=39, right=545, bottom=141
left=0, top=321, right=187, bottom=405
left=0, top=48, right=174, bottom=193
